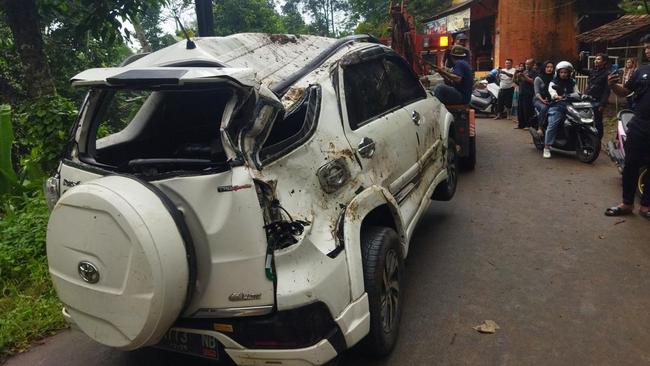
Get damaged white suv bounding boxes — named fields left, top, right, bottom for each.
left=44, top=33, right=458, bottom=365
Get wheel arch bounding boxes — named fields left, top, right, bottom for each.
left=342, top=185, right=406, bottom=301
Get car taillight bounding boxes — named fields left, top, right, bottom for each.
left=43, top=175, right=60, bottom=210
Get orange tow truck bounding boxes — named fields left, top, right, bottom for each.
left=385, top=0, right=476, bottom=170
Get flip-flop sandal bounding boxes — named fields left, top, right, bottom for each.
left=605, top=206, right=633, bottom=216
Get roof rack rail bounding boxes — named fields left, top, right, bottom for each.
left=271, top=34, right=381, bottom=97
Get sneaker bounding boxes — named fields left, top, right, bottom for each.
left=543, top=147, right=551, bottom=159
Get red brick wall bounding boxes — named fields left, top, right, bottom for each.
left=495, top=0, right=578, bottom=66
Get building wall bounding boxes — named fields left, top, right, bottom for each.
left=495, top=0, right=578, bottom=66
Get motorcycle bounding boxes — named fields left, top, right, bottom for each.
left=606, top=109, right=648, bottom=195
left=529, top=93, right=601, bottom=163
left=470, top=79, right=498, bottom=115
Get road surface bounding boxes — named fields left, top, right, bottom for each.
left=6, top=118, right=650, bottom=366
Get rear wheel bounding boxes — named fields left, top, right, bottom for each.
left=360, top=226, right=404, bottom=357
left=460, top=136, right=476, bottom=171
left=639, top=167, right=648, bottom=196
left=577, top=133, right=601, bottom=164
left=432, top=136, right=458, bottom=201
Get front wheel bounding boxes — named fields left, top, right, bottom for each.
left=360, top=226, right=404, bottom=357
left=576, top=132, right=601, bottom=164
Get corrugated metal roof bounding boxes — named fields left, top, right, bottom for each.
left=422, top=0, right=474, bottom=23
left=576, top=15, right=650, bottom=43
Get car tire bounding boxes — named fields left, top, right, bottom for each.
left=360, top=226, right=404, bottom=357
left=460, top=136, right=476, bottom=171
left=432, top=136, right=458, bottom=201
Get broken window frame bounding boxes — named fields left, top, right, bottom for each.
left=73, top=84, right=249, bottom=178
left=252, top=84, right=322, bottom=167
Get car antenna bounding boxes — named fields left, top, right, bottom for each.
left=175, top=16, right=196, bottom=50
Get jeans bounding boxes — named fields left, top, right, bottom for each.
left=592, top=102, right=604, bottom=139
left=622, top=118, right=650, bottom=206
left=434, top=84, right=465, bottom=105
left=545, top=103, right=566, bottom=146
left=533, top=99, right=550, bottom=129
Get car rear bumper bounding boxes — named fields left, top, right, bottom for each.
left=62, top=294, right=370, bottom=366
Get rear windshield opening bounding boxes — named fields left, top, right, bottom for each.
left=85, top=87, right=234, bottom=176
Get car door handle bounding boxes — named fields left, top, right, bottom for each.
left=412, top=110, right=421, bottom=125
left=357, top=137, right=376, bottom=159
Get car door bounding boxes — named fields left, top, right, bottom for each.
left=384, top=56, right=440, bottom=159
left=338, top=53, right=419, bottom=203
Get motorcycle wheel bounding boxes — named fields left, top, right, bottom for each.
left=576, top=133, right=601, bottom=164
left=639, top=167, right=647, bottom=196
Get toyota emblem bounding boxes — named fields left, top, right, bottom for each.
left=78, top=261, right=100, bottom=284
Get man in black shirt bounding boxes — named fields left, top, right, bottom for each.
left=578, top=52, right=611, bottom=139
left=515, top=58, right=538, bottom=129
left=605, top=34, right=650, bottom=219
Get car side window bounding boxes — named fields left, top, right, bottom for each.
left=343, top=59, right=398, bottom=129
left=384, top=57, right=426, bottom=106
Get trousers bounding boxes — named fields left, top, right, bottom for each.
left=622, top=118, right=650, bottom=206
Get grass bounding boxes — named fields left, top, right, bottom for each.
left=0, top=194, right=67, bottom=362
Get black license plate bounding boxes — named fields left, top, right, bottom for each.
left=156, top=329, right=221, bottom=361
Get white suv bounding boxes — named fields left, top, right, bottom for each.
left=44, top=33, right=458, bottom=365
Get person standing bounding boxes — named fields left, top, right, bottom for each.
left=605, top=34, right=650, bottom=220
left=515, top=58, right=538, bottom=129
left=578, top=52, right=610, bottom=139
left=533, top=60, right=555, bottom=135
left=622, top=57, right=638, bottom=85
left=494, top=59, right=516, bottom=119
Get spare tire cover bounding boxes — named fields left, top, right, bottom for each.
left=47, top=175, right=190, bottom=350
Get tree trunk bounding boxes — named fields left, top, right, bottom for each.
left=0, top=0, right=56, bottom=98
left=132, top=17, right=152, bottom=53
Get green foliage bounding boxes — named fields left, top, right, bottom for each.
left=0, top=194, right=66, bottom=359
left=13, top=96, right=77, bottom=178
left=619, top=0, right=650, bottom=14
left=213, top=0, right=287, bottom=36
left=0, top=105, right=17, bottom=194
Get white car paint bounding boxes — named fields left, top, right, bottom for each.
left=45, top=33, right=457, bottom=365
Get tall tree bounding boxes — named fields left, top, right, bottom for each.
left=0, top=0, right=56, bottom=98
left=213, top=0, right=286, bottom=36
left=281, top=0, right=308, bottom=34
left=299, top=0, right=351, bottom=36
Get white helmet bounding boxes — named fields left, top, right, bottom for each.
left=555, top=61, right=574, bottom=73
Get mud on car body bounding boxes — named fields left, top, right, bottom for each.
left=44, top=33, right=458, bottom=365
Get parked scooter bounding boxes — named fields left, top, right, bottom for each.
left=529, top=93, right=601, bottom=163
left=470, top=69, right=499, bottom=115
left=470, top=80, right=498, bottom=115
left=606, top=109, right=648, bottom=195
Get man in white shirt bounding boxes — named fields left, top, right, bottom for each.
left=494, top=58, right=516, bottom=119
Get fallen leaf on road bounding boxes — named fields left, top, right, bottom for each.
left=614, top=219, right=626, bottom=225
left=473, top=320, right=500, bottom=334
left=598, top=235, right=605, bottom=239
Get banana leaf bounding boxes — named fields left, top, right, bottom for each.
left=0, top=104, right=18, bottom=194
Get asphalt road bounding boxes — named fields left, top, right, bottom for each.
left=6, top=118, right=650, bottom=366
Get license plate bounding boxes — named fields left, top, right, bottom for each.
left=156, top=329, right=221, bottom=361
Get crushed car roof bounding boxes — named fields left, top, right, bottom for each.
left=125, top=34, right=338, bottom=88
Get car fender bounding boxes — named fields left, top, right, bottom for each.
left=441, top=109, right=455, bottom=142
left=343, top=185, right=407, bottom=300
